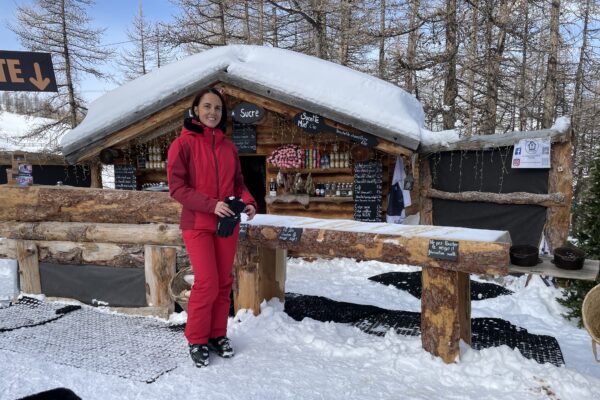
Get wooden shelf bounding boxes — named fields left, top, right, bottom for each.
left=266, top=194, right=353, bottom=205
left=509, top=256, right=600, bottom=281
left=309, top=196, right=354, bottom=203
left=267, top=166, right=352, bottom=174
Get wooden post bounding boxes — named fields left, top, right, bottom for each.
left=233, top=244, right=287, bottom=315
left=16, top=239, right=41, bottom=294
left=545, top=140, right=573, bottom=252
left=234, top=243, right=261, bottom=314
left=421, top=266, right=470, bottom=363
left=144, top=245, right=177, bottom=314
left=89, top=161, right=103, bottom=188
left=259, top=247, right=287, bottom=302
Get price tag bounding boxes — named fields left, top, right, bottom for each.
left=428, top=239, right=459, bottom=261
left=239, top=223, right=248, bottom=240
left=278, top=227, right=302, bottom=242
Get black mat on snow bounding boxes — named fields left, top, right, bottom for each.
left=0, top=298, right=187, bottom=383
left=284, top=293, right=564, bottom=367
left=369, top=271, right=513, bottom=300
left=0, top=297, right=80, bottom=332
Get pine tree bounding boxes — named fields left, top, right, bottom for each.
left=557, top=152, right=600, bottom=326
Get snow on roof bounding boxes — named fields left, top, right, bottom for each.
left=0, top=111, right=64, bottom=154
left=61, top=45, right=425, bottom=160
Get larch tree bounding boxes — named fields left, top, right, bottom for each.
left=119, top=1, right=154, bottom=81
left=9, top=0, right=111, bottom=133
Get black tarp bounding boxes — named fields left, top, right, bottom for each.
left=429, top=148, right=549, bottom=246
left=39, top=263, right=146, bottom=307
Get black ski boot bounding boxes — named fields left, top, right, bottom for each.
left=208, top=336, right=235, bottom=358
left=189, top=344, right=210, bottom=368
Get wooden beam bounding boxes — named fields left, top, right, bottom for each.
left=144, top=245, right=177, bottom=313
left=240, top=225, right=510, bottom=275
left=0, top=221, right=183, bottom=246
left=544, top=140, right=573, bottom=252
left=220, top=83, right=413, bottom=157
left=0, top=151, right=66, bottom=166
left=1, top=239, right=145, bottom=268
left=419, top=127, right=570, bottom=153
left=0, top=185, right=181, bottom=224
left=424, top=188, right=565, bottom=207
left=258, top=247, right=286, bottom=303
left=16, top=240, right=41, bottom=294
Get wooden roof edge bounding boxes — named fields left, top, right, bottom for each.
left=418, top=127, right=570, bottom=154
left=0, top=151, right=67, bottom=166
left=221, top=74, right=421, bottom=151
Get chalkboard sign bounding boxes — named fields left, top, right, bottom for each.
left=232, top=122, right=257, bottom=153
left=114, top=164, right=137, bottom=190
left=232, top=102, right=264, bottom=123
left=278, top=227, right=302, bottom=242
left=239, top=223, right=248, bottom=240
left=293, top=112, right=325, bottom=133
left=353, top=160, right=383, bottom=222
left=428, top=239, right=459, bottom=261
left=334, top=127, right=378, bottom=148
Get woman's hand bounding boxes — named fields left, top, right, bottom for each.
left=214, top=201, right=235, bottom=218
left=244, top=204, right=256, bottom=221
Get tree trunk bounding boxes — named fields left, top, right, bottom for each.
left=518, top=0, right=529, bottom=131
left=542, top=0, right=561, bottom=129
left=442, top=0, right=457, bottom=130
left=339, top=0, right=351, bottom=66
left=378, top=0, right=386, bottom=78
left=464, top=0, right=479, bottom=136
left=60, top=0, right=78, bottom=128
left=405, top=0, right=420, bottom=95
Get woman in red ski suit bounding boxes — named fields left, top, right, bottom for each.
left=167, top=88, right=256, bottom=368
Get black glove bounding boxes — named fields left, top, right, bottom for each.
left=216, top=196, right=246, bottom=237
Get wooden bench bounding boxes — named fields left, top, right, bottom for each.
left=233, top=215, right=512, bottom=364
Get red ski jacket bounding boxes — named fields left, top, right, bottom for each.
left=167, top=118, right=256, bottom=231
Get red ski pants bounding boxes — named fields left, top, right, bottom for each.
left=182, top=229, right=239, bottom=344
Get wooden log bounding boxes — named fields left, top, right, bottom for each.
left=144, top=245, right=177, bottom=313
left=424, top=188, right=565, bottom=207
left=240, top=225, right=509, bottom=275
left=419, top=127, right=569, bottom=153
left=0, top=185, right=181, bottom=224
left=421, top=266, right=470, bottom=363
left=545, top=140, right=573, bottom=252
left=0, top=239, right=145, bottom=268
left=16, top=240, right=41, bottom=294
left=0, top=221, right=183, bottom=246
left=45, top=297, right=171, bottom=319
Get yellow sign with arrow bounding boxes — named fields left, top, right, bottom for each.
left=0, top=50, right=58, bottom=92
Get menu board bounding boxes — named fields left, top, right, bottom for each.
left=114, top=164, right=137, bottom=190
left=353, top=160, right=383, bottom=222
left=232, top=122, right=257, bottom=154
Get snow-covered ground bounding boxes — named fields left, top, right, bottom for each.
left=1, top=257, right=600, bottom=400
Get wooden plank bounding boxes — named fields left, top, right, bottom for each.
left=419, top=156, right=433, bottom=225
left=509, top=256, right=599, bottom=281
left=0, top=185, right=181, bottom=224
left=421, top=266, right=464, bottom=363
left=45, top=297, right=171, bottom=319
left=144, top=245, right=177, bottom=313
left=0, top=221, right=183, bottom=246
left=424, top=188, right=565, bottom=207
left=16, top=240, right=41, bottom=294
left=457, top=271, right=471, bottom=345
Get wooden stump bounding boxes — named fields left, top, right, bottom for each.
left=233, top=244, right=287, bottom=315
left=144, top=245, right=177, bottom=313
left=421, top=266, right=471, bottom=363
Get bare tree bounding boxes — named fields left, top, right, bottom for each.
left=9, top=0, right=111, bottom=133
left=542, top=0, right=560, bottom=129
left=119, top=1, right=153, bottom=81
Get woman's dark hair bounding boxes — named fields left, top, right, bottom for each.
left=191, top=88, right=228, bottom=131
